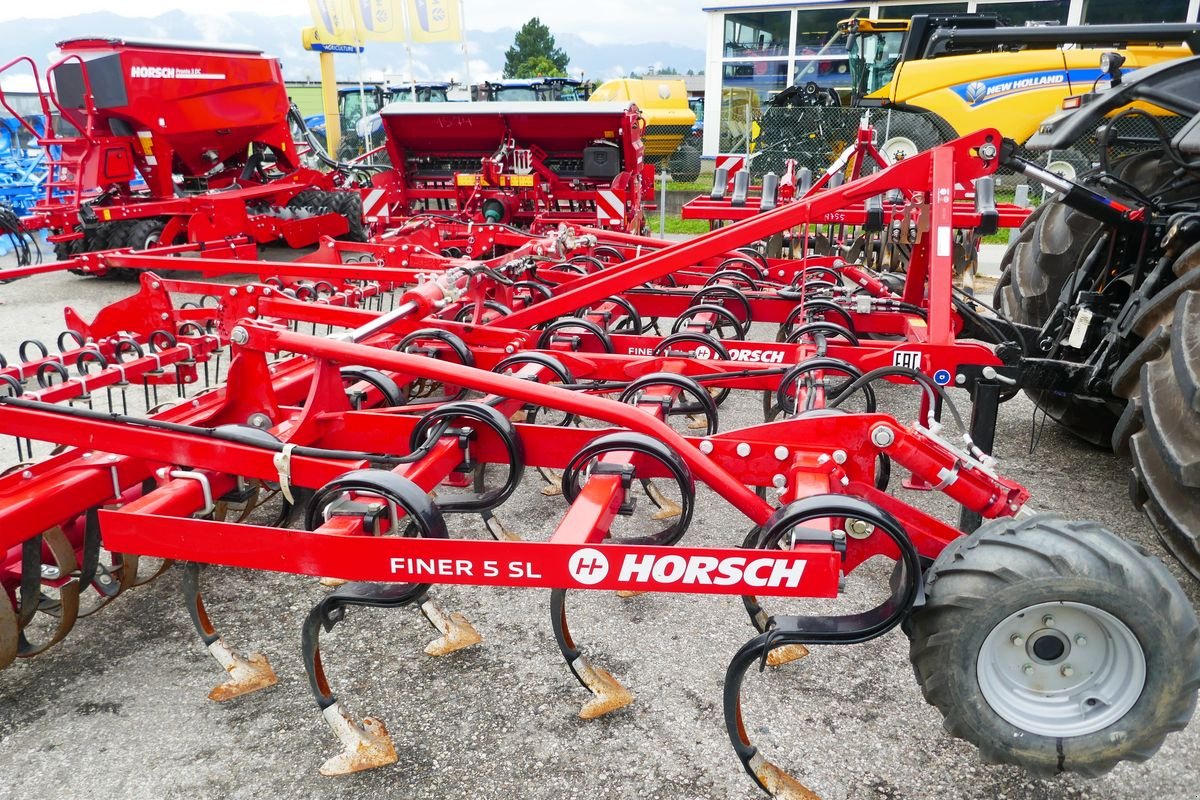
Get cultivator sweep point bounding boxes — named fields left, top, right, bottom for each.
left=1, top=127, right=1197, bottom=798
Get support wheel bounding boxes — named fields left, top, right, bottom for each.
left=907, top=513, right=1200, bottom=776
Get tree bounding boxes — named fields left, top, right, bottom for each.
left=514, top=56, right=565, bottom=79
left=503, top=18, right=569, bottom=78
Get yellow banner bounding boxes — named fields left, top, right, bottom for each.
left=308, top=0, right=358, bottom=42
left=407, top=0, right=462, bottom=43
left=352, top=0, right=407, bottom=42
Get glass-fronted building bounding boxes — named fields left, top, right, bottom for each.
left=700, top=0, right=1200, bottom=156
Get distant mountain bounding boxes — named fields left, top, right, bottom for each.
left=0, top=11, right=704, bottom=86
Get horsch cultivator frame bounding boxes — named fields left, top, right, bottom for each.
left=0, top=129, right=1197, bottom=798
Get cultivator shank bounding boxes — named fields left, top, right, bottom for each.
left=1, top=128, right=1196, bottom=797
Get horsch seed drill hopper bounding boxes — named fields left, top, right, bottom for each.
left=0, top=37, right=364, bottom=275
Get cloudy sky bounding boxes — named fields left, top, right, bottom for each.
left=0, top=1, right=710, bottom=45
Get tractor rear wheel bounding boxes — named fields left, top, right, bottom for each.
left=998, top=152, right=1178, bottom=444
left=1126, top=288, right=1200, bottom=578
left=908, top=513, right=1200, bottom=776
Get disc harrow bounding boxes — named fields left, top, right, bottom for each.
left=1, top=129, right=1196, bottom=798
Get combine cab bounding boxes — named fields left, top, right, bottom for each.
left=371, top=101, right=652, bottom=232
left=0, top=37, right=362, bottom=272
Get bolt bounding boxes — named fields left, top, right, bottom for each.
left=955, top=373, right=966, bottom=385
left=230, top=326, right=249, bottom=346
left=21, top=470, right=32, bottom=479
left=846, top=519, right=873, bottom=539
left=1061, top=665, right=1074, bottom=677
left=1010, top=634, right=1025, bottom=647
left=735, top=443, right=751, bottom=457
left=698, top=440, right=714, bottom=455
left=774, top=446, right=789, bottom=460
left=1042, top=615, right=1055, bottom=627
left=98, top=574, right=113, bottom=586
left=41, top=565, right=60, bottom=579
left=229, top=288, right=238, bottom=296
left=247, top=413, right=271, bottom=429
left=247, top=306, right=256, bottom=315
left=388, top=247, right=396, bottom=254
left=160, top=313, right=169, bottom=321
left=832, top=449, right=847, bottom=464
left=1022, top=663, right=1035, bottom=675
left=1075, top=635, right=1087, bottom=647
left=979, top=142, right=998, bottom=160
left=151, top=281, right=161, bottom=289
left=871, top=426, right=895, bottom=448
left=771, top=474, right=786, bottom=488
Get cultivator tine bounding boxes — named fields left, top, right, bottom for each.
left=301, top=583, right=437, bottom=776
left=17, top=527, right=80, bottom=657
left=643, top=479, right=683, bottom=521
left=181, top=564, right=277, bottom=702
left=418, top=595, right=483, bottom=657
left=482, top=510, right=522, bottom=542
left=318, top=702, right=398, bottom=776
left=538, top=466, right=564, bottom=497
left=550, top=589, right=633, bottom=719
left=0, top=591, right=17, bottom=671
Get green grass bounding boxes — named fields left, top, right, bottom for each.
left=659, top=216, right=710, bottom=235
left=666, top=179, right=711, bottom=193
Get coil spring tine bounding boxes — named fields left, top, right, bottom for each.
left=549, top=589, right=633, bottom=720
left=181, top=562, right=277, bottom=702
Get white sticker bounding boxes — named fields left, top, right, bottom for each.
left=1067, top=308, right=1093, bottom=349
left=936, top=225, right=952, bottom=258
left=893, top=350, right=922, bottom=370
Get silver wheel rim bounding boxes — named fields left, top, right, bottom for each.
left=881, top=136, right=918, bottom=164
left=1046, top=159, right=1078, bottom=181
left=977, top=601, right=1145, bottom=737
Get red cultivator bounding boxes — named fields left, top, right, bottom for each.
left=1, top=129, right=1197, bottom=798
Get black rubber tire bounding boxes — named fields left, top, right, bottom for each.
left=121, top=218, right=166, bottom=252
left=998, top=152, right=1177, bottom=445
left=908, top=513, right=1200, bottom=776
left=877, top=112, right=945, bottom=163
left=287, top=190, right=330, bottom=211
left=668, top=144, right=701, bottom=183
left=329, top=191, right=367, bottom=242
left=1127, top=289, right=1200, bottom=579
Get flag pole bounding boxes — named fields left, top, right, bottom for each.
left=458, top=0, right=472, bottom=92
left=350, top=9, right=371, bottom=153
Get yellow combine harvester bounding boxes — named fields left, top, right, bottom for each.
left=767, top=14, right=1199, bottom=178
left=589, top=78, right=697, bottom=176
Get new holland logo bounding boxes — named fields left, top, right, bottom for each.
left=958, top=71, right=1067, bottom=106
left=965, top=81, right=988, bottom=104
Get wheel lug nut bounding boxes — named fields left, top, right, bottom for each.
left=1061, top=664, right=1074, bottom=677
left=1042, top=615, right=1055, bottom=627
left=1022, top=663, right=1035, bottom=675
left=1075, top=635, right=1087, bottom=646
left=1010, top=634, right=1024, bottom=646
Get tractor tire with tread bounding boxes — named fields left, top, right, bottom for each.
left=329, top=191, right=367, bottom=242
left=908, top=513, right=1200, bottom=776
left=1126, top=289, right=1200, bottom=578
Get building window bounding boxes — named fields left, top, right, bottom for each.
left=793, top=8, right=866, bottom=90
left=1083, top=0, right=1189, bottom=23
left=724, top=11, right=791, bottom=58
left=976, top=0, right=1070, bottom=25
left=879, top=2, right=969, bottom=17
left=719, top=60, right=787, bottom=152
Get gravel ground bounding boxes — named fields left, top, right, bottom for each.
left=0, top=252, right=1196, bottom=800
